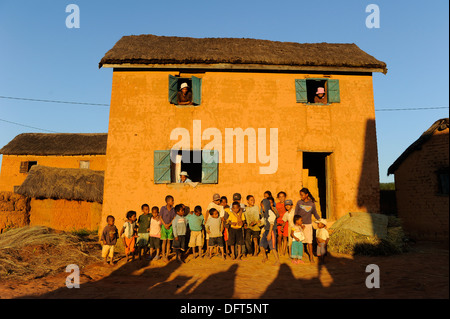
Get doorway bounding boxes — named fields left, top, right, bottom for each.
left=302, top=152, right=332, bottom=219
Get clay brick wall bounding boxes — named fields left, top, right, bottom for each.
left=0, top=191, right=30, bottom=233
left=394, top=129, right=449, bottom=241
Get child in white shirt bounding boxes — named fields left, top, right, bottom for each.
left=315, top=218, right=330, bottom=264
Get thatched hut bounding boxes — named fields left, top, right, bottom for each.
left=0, top=133, right=107, bottom=192
left=16, top=165, right=104, bottom=231
left=388, top=118, right=449, bottom=242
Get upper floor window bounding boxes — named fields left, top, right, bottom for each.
left=437, top=168, right=449, bottom=195
left=295, top=78, right=340, bottom=104
left=79, top=160, right=90, bottom=169
left=19, top=161, right=37, bottom=173
left=169, top=75, right=202, bottom=106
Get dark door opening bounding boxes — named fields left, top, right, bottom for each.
left=303, top=152, right=331, bottom=219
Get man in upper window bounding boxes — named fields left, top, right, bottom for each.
left=177, top=82, right=193, bottom=105
left=314, top=87, right=327, bottom=104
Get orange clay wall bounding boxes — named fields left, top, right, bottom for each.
left=0, top=155, right=106, bottom=192
left=394, top=129, right=449, bottom=242
left=29, top=198, right=102, bottom=231
left=101, top=70, right=380, bottom=231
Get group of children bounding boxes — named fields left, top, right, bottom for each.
left=100, top=189, right=330, bottom=266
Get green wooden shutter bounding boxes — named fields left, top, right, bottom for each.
left=154, top=150, right=171, bottom=183
left=201, top=150, right=218, bottom=184
left=327, top=79, right=340, bottom=103
left=295, top=79, right=307, bottom=103
left=192, top=76, right=202, bottom=105
left=168, top=75, right=178, bottom=104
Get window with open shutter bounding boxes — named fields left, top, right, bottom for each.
left=19, top=161, right=28, bottom=173
left=327, top=79, right=340, bottom=103
left=154, top=150, right=171, bottom=184
left=201, top=150, right=219, bottom=184
left=295, top=79, right=308, bottom=103
left=192, top=76, right=202, bottom=105
left=168, top=75, right=179, bottom=105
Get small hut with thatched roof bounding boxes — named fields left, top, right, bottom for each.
left=15, top=165, right=104, bottom=231
left=0, top=133, right=107, bottom=193
left=388, top=118, right=449, bottom=242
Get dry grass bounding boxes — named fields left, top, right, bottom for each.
left=0, top=226, right=101, bottom=281
left=16, top=165, right=104, bottom=203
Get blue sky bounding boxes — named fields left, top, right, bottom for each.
left=0, top=0, right=448, bottom=183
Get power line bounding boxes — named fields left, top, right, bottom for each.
left=375, top=107, right=448, bottom=112
left=0, top=95, right=109, bottom=107
left=0, top=118, right=59, bottom=133
left=0, top=95, right=448, bottom=111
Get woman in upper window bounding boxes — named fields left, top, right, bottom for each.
left=177, top=82, right=193, bottom=105
left=314, top=87, right=327, bottom=104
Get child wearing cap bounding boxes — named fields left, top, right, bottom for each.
left=315, top=218, right=329, bottom=264
left=314, top=87, right=327, bottom=104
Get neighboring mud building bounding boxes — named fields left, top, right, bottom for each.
left=98, top=34, right=387, bottom=230
left=388, top=118, right=449, bottom=242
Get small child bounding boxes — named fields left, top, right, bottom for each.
left=148, top=206, right=162, bottom=261
left=100, top=215, right=118, bottom=265
left=205, top=208, right=225, bottom=260
left=186, top=205, right=205, bottom=259
left=119, top=210, right=138, bottom=262
left=315, top=218, right=330, bottom=264
left=136, top=204, right=152, bottom=260
left=172, top=204, right=188, bottom=263
left=227, top=201, right=246, bottom=260
left=290, top=215, right=305, bottom=264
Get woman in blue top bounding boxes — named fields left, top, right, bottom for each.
left=294, top=188, right=320, bottom=263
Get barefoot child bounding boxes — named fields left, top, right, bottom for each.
left=259, top=199, right=280, bottom=265
left=227, top=201, right=246, bottom=260
left=101, top=215, right=118, bottom=265
left=148, top=206, right=162, bottom=260
left=136, top=204, right=152, bottom=260
left=244, top=195, right=261, bottom=257
left=276, top=191, right=288, bottom=255
left=291, top=215, right=305, bottom=264
left=282, top=199, right=295, bottom=255
left=315, top=218, right=330, bottom=264
left=186, top=205, right=205, bottom=258
left=205, top=208, right=225, bottom=259
left=172, top=204, right=188, bottom=263
left=119, top=210, right=138, bottom=262
left=160, top=195, right=176, bottom=262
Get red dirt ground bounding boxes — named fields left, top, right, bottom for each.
left=0, top=242, right=448, bottom=299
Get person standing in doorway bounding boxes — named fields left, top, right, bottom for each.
left=294, top=188, right=320, bottom=263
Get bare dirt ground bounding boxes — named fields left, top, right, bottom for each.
left=0, top=242, right=448, bottom=299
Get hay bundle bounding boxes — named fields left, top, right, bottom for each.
left=328, top=215, right=408, bottom=256
left=0, top=226, right=101, bottom=280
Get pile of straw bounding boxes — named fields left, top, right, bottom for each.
left=328, top=215, right=408, bottom=256
left=0, top=226, right=101, bottom=280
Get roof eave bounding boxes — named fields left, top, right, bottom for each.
left=101, top=63, right=387, bottom=74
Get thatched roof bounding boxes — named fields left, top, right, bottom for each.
left=99, top=34, right=387, bottom=73
left=388, top=118, right=449, bottom=175
left=0, top=133, right=107, bottom=156
left=16, top=165, right=104, bottom=203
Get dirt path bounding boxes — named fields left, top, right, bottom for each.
left=0, top=242, right=447, bottom=299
